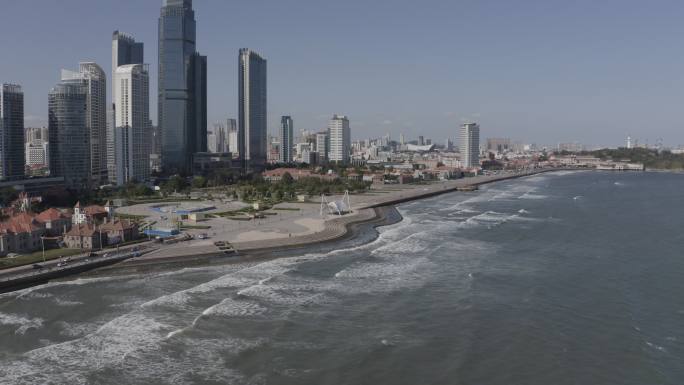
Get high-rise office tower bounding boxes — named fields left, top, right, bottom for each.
left=207, top=121, right=228, bottom=153
left=238, top=48, right=267, bottom=171
left=279, top=116, right=293, bottom=163
left=60, top=64, right=106, bottom=185
left=315, top=132, right=328, bottom=163
left=0, top=84, right=25, bottom=180
left=111, top=31, right=144, bottom=183
left=460, top=122, right=480, bottom=168
left=226, top=118, right=237, bottom=155
left=48, top=82, right=90, bottom=189
left=227, top=119, right=238, bottom=155
left=158, top=0, right=207, bottom=173
left=328, top=115, right=351, bottom=163
left=114, top=64, right=151, bottom=185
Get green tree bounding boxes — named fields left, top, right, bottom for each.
left=192, top=176, right=207, bottom=189
left=0, top=187, right=18, bottom=207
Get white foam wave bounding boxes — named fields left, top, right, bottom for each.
left=0, top=312, right=44, bottom=335
left=54, top=298, right=83, bottom=307
left=518, top=192, right=548, bottom=200
left=202, top=297, right=267, bottom=318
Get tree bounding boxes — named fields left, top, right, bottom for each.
left=192, top=176, right=207, bottom=189
left=280, top=172, right=294, bottom=185
left=163, top=175, right=188, bottom=194
left=0, top=187, right=18, bottom=207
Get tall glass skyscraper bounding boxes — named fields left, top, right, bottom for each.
left=111, top=31, right=144, bottom=183
left=48, top=82, right=90, bottom=189
left=0, top=84, right=25, bottom=180
left=158, top=0, right=207, bottom=173
left=238, top=48, right=267, bottom=172
left=279, top=116, right=293, bottom=163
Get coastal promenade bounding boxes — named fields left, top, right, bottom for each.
left=123, top=168, right=554, bottom=264
left=0, top=168, right=559, bottom=289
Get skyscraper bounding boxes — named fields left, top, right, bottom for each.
left=111, top=31, right=144, bottom=183
left=48, top=82, right=90, bottom=189
left=114, top=64, right=151, bottom=185
left=328, top=115, right=351, bottom=163
left=315, top=132, right=328, bottom=163
left=227, top=118, right=238, bottom=155
left=0, top=84, right=25, bottom=180
left=60, top=64, right=106, bottom=185
left=238, top=48, right=267, bottom=172
left=158, top=0, right=207, bottom=173
left=207, top=121, right=228, bottom=153
left=279, top=116, right=293, bottom=163
left=460, top=123, right=480, bottom=168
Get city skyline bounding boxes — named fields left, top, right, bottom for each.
left=4, top=1, right=684, bottom=147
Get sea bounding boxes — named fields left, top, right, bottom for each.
left=0, top=170, right=683, bottom=385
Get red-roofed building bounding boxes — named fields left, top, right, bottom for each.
left=100, top=219, right=138, bottom=245
left=64, top=224, right=106, bottom=250
left=0, top=213, right=45, bottom=256
left=35, top=208, right=72, bottom=236
left=72, top=201, right=113, bottom=225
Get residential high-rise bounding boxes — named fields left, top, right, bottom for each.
left=328, top=115, right=351, bottom=163
left=111, top=31, right=144, bottom=183
left=0, top=84, right=25, bottom=180
left=315, top=132, right=328, bottom=163
left=460, top=123, right=480, bottom=168
left=238, top=48, right=267, bottom=171
left=114, top=64, right=151, bottom=185
left=279, top=116, right=293, bottom=163
left=158, top=0, right=207, bottom=173
left=80, top=63, right=107, bottom=184
left=49, top=82, right=90, bottom=189
left=60, top=64, right=107, bottom=185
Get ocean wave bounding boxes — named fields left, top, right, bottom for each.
left=518, top=192, right=548, bottom=200
left=202, top=297, right=268, bottom=318
left=0, top=312, right=44, bottom=335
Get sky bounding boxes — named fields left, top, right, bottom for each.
left=2, top=0, right=684, bottom=148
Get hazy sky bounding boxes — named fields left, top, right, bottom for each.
left=2, top=0, right=684, bottom=147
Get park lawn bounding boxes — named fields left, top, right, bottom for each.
left=0, top=248, right=83, bottom=270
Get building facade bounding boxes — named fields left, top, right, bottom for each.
left=158, top=0, right=207, bottom=173
left=111, top=31, right=144, bottom=184
left=316, top=132, right=328, bottom=163
left=238, top=48, right=267, bottom=172
left=48, top=82, right=90, bottom=189
left=460, top=123, right=480, bottom=168
left=328, top=115, right=351, bottom=163
left=0, top=84, right=25, bottom=180
left=114, top=64, right=151, bottom=185
left=227, top=118, right=238, bottom=155
left=79, top=63, right=108, bottom=185
left=279, top=116, right=293, bottom=163
left=207, top=121, right=228, bottom=153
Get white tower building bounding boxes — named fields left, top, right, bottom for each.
left=460, top=123, right=480, bottom=168
left=328, top=115, right=351, bottom=163
left=114, top=64, right=150, bottom=185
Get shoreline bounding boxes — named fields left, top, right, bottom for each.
left=4, top=168, right=565, bottom=287
left=87, top=168, right=556, bottom=276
